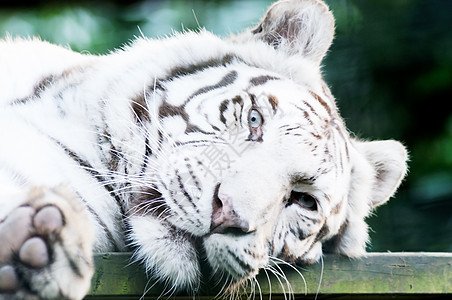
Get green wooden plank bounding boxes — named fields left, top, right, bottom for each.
left=88, top=253, right=149, bottom=296
left=257, top=252, right=452, bottom=295
left=86, top=252, right=452, bottom=298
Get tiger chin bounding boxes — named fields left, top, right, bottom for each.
left=0, top=0, right=407, bottom=299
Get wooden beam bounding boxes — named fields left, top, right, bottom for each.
left=86, top=252, right=452, bottom=299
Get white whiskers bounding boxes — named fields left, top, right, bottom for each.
left=315, top=255, right=324, bottom=300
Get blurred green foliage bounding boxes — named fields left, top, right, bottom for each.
left=1, top=0, right=451, bottom=252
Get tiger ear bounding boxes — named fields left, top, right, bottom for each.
left=250, top=0, right=335, bottom=64
left=333, top=140, right=408, bottom=257
left=354, top=140, right=408, bottom=209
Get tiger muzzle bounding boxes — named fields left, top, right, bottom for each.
left=210, top=185, right=253, bottom=236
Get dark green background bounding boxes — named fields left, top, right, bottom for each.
left=1, top=0, right=451, bottom=252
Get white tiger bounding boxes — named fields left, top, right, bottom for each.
left=0, top=0, right=408, bottom=299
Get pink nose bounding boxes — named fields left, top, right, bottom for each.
left=210, top=188, right=251, bottom=235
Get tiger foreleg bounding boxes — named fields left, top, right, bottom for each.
left=0, top=186, right=94, bottom=300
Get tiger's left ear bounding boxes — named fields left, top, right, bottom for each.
left=330, top=140, right=408, bottom=257
left=354, top=140, right=409, bottom=209
left=250, top=0, right=335, bottom=64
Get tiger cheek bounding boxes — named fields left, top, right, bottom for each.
left=273, top=228, right=323, bottom=264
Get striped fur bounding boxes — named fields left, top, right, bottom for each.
left=0, top=0, right=408, bottom=298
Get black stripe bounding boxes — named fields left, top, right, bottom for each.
left=10, top=75, right=57, bottom=105
left=158, top=100, right=215, bottom=135
left=309, top=91, right=332, bottom=116
left=295, top=234, right=320, bottom=264
left=130, top=93, right=150, bottom=123
left=140, top=137, right=152, bottom=174
left=185, top=158, right=202, bottom=193
left=61, top=246, right=84, bottom=278
left=282, top=124, right=302, bottom=133
left=219, top=99, right=229, bottom=125
left=167, top=53, right=237, bottom=79
left=304, top=110, right=313, bottom=125
left=174, top=140, right=215, bottom=147
left=165, top=177, right=197, bottom=226
left=63, top=147, right=122, bottom=207
left=322, top=219, right=348, bottom=253
left=314, top=222, right=330, bottom=244
left=295, top=211, right=321, bottom=225
left=231, top=95, right=243, bottom=105
left=294, top=105, right=314, bottom=126
left=243, top=247, right=265, bottom=260
left=98, top=129, right=121, bottom=174
left=130, top=187, right=169, bottom=218
left=147, top=80, right=166, bottom=92
left=249, top=93, right=257, bottom=106
left=290, top=173, right=316, bottom=185
left=72, top=190, right=119, bottom=251
left=301, top=100, right=320, bottom=119
left=159, top=100, right=188, bottom=119
left=175, top=169, right=200, bottom=214
left=232, top=95, right=244, bottom=124
left=289, top=226, right=313, bottom=240
left=249, top=75, right=280, bottom=86
left=184, top=70, right=238, bottom=104
left=84, top=199, right=120, bottom=251
left=226, top=248, right=254, bottom=275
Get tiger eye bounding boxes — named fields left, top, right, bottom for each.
left=248, top=109, right=263, bottom=129
left=289, top=191, right=318, bottom=211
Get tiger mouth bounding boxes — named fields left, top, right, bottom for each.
left=184, top=229, right=262, bottom=287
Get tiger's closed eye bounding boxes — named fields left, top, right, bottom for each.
left=288, top=191, right=318, bottom=211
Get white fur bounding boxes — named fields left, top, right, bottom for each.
left=0, top=0, right=408, bottom=297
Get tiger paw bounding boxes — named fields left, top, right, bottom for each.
left=0, top=187, right=94, bottom=300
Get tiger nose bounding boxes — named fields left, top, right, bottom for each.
left=210, top=188, right=251, bottom=235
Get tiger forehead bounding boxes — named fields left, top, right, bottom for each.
left=246, top=78, right=335, bottom=121
left=154, top=61, right=337, bottom=128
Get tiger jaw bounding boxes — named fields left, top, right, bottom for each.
left=179, top=219, right=274, bottom=289
left=203, top=230, right=268, bottom=284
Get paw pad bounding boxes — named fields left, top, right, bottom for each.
left=34, top=205, right=64, bottom=236
left=0, top=265, right=19, bottom=291
left=0, top=187, right=94, bottom=299
left=19, top=237, right=49, bottom=268
left=0, top=205, right=63, bottom=292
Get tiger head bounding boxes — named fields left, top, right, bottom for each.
left=127, top=0, right=408, bottom=293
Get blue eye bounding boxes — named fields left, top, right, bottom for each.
left=248, top=109, right=263, bottom=129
